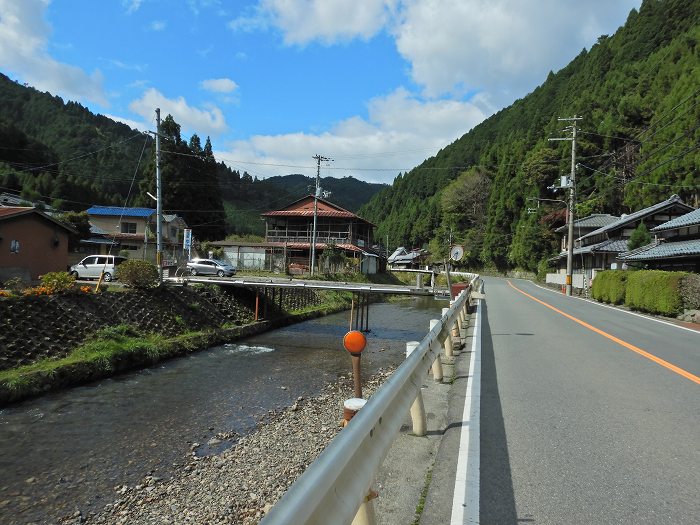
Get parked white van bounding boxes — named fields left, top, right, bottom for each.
left=69, top=255, right=127, bottom=282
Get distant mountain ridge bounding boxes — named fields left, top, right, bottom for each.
left=263, top=174, right=386, bottom=213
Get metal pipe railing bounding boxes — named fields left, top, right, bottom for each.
left=261, top=278, right=477, bottom=525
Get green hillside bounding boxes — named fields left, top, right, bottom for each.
left=0, top=74, right=383, bottom=239
left=359, top=0, right=700, bottom=270
left=263, top=174, right=386, bottom=212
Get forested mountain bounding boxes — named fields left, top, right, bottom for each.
left=359, top=0, right=700, bottom=271
left=0, top=73, right=383, bottom=239
left=0, top=72, right=152, bottom=209
left=263, top=174, right=386, bottom=212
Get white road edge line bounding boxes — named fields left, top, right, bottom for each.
left=526, top=280, right=700, bottom=335
left=451, top=299, right=482, bottom=524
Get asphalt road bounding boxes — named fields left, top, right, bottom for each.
left=479, top=277, right=699, bottom=524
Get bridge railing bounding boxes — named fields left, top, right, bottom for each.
left=260, top=275, right=479, bottom=525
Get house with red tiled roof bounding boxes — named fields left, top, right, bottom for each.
left=0, top=207, right=76, bottom=282
left=261, top=195, right=380, bottom=274
left=212, top=195, right=382, bottom=274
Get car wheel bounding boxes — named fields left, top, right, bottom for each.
left=70, top=271, right=79, bottom=279
left=102, top=272, right=113, bottom=282
left=217, top=270, right=225, bottom=277
left=189, top=268, right=197, bottom=276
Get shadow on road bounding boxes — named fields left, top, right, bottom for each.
left=479, top=301, right=520, bottom=524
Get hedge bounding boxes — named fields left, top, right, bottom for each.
left=624, top=270, right=687, bottom=315
left=591, top=270, right=628, bottom=304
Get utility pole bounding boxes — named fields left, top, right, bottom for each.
left=155, top=108, right=163, bottom=285
left=549, top=116, right=582, bottom=296
left=310, top=154, right=331, bottom=276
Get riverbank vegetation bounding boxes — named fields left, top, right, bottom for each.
left=0, top=279, right=356, bottom=406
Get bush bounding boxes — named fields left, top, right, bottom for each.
left=625, top=270, right=686, bottom=315
left=40, top=272, right=76, bottom=294
left=679, top=273, right=700, bottom=311
left=591, top=270, right=628, bottom=304
left=117, top=260, right=159, bottom=289
left=536, top=258, right=553, bottom=282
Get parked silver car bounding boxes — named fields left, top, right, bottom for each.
left=69, top=255, right=127, bottom=282
left=186, top=258, right=236, bottom=277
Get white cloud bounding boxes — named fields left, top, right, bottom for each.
left=214, top=88, right=485, bottom=184
left=102, top=113, right=148, bottom=132
left=0, top=0, right=107, bottom=106
left=231, top=0, right=397, bottom=45
left=128, top=88, right=227, bottom=136
left=149, top=20, right=166, bottom=31
left=123, top=0, right=143, bottom=14
left=393, top=0, right=640, bottom=101
left=244, top=0, right=639, bottom=104
left=200, top=78, right=238, bottom=93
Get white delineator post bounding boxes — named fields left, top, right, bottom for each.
left=406, top=341, right=427, bottom=436
left=442, top=307, right=454, bottom=358
left=430, top=319, right=444, bottom=382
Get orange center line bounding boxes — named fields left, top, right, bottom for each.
left=507, top=280, right=700, bottom=385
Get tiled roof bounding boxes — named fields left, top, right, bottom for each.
left=87, top=206, right=156, bottom=217
left=262, top=209, right=358, bottom=218
left=0, top=206, right=76, bottom=232
left=554, top=214, right=619, bottom=233
left=0, top=206, right=33, bottom=218
left=651, top=207, right=700, bottom=232
left=271, top=242, right=363, bottom=252
left=556, top=238, right=630, bottom=258
left=618, top=239, right=700, bottom=261
left=578, top=194, right=692, bottom=241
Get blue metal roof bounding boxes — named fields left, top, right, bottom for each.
left=651, top=207, right=700, bottom=232
left=87, top=206, right=156, bottom=217
left=618, top=239, right=700, bottom=261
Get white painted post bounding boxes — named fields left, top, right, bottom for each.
left=406, top=341, right=427, bottom=436
left=351, top=491, right=378, bottom=525
left=442, top=307, right=454, bottom=358
left=430, top=319, right=444, bottom=382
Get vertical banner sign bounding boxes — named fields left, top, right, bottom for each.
left=183, top=228, right=192, bottom=259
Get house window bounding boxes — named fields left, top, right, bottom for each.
left=10, top=239, right=20, bottom=253
left=122, top=244, right=139, bottom=251
left=121, top=222, right=137, bottom=234
left=170, top=227, right=177, bottom=238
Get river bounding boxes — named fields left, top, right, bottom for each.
left=0, top=297, right=444, bottom=524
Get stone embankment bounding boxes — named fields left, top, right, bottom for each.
left=61, top=370, right=393, bottom=525
left=0, top=284, right=329, bottom=404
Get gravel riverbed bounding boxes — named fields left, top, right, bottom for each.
left=65, top=369, right=393, bottom=525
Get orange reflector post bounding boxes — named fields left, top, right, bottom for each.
left=343, top=330, right=367, bottom=354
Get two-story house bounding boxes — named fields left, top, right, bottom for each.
left=82, top=206, right=187, bottom=264
left=617, top=207, right=700, bottom=271
left=212, top=195, right=381, bottom=274
left=549, top=195, right=694, bottom=288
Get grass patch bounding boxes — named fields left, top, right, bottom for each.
left=413, top=467, right=433, bottom=525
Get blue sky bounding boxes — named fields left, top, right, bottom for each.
left=0, top=0, right=641, bottom=184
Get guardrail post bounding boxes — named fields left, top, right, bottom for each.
left=342, top=398, right=377, bottom=525
left=429, top=319, right=444, bottom=382
left=441, top=308, right=454, bottom=358
left=449, top=301, right=461, bottom=353
left=406, top=341, right=427, bottom=436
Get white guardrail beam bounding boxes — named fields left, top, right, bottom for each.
left=260, top=277, right=478, bottom=525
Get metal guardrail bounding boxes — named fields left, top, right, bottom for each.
left=260, top=277, right=477, bottom=525
left=164, top=275, right=444, bottom=296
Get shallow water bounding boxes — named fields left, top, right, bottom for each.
left=0, top=297, right=444, bottom=524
